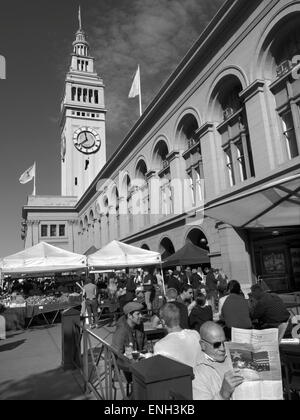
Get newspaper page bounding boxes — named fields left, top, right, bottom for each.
left=224, top=328, right=283, bottom=400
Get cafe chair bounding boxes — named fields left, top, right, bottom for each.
left=281, top=351, right=300, bottom=400
left=278, top=321, right=289, bottom=342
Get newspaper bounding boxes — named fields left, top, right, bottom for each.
left=224, top=328, right=283, bottom=400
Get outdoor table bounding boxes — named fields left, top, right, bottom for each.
left=25, top=302, right=81, bottom=329
left=143, top=321, right=166, bottom=345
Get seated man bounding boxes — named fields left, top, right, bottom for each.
left=154, top=303, right=201, bottom=368
left=193, top=321, right=244, bottom=400
left=112, top=301, right=147, bottom=355
left=249, top=284, right=290, bottom=329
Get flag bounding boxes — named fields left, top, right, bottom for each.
left=128, top=65, right=143, bottom=116
left=128, top=66, right=141, bottom=98
left=19, top=162, right=35, bottom=184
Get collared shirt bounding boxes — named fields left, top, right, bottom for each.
left=193, top=351, right=232, bottom=400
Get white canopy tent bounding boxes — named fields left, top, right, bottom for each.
left=0, top=241, right=87, bottom=275
left=87, top=240, right=161, bottom=269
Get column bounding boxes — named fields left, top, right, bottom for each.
left=217, top=223, right=253, bottom=295
left=197, top=122, right=224, bottom=200
left=118, top=196, right=128, bottom=239
left=240, top=80, right=276, bottom=175
left=167, top=151, right=185, bottom=215
left=146, top=170, right=160, bottom=225
left=32, top=220, right=39, bottom=245
left=25, top=221, right=34, bottom=247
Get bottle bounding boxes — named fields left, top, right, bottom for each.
left=125, top=342, right=133, bottom=359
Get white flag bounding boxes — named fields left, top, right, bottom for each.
left=128, top=66, right=141, bottom=98
left=19, top=162, right=35, bottom=184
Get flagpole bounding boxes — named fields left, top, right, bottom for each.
left=138, top=65, right=142, bottom=117
left=33, top=162, right=36, bottom=196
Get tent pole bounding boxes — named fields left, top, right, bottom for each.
left=160, top=263, right=166, bottom=296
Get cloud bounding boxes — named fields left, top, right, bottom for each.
left=82, top=0, right=224, bottom=155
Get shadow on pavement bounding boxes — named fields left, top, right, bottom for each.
left=0, top=366, right=88, bottom=400
left=0, top=339, right=27, bottom=353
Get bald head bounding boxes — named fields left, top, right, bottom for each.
left=200, top=321, right=225, bottom=342
left=200, top=321, right=226, bottom=362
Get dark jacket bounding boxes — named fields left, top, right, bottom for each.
left=167, top=276, right=182, bottom=294
left=189, top=305, right=213, bottom=332
left=251, top=293, right=290, bottom=328
left=205, top=270, right=218, bottom=292
left=191, top=273, right=203, bottom=290
left=221, top=294, right=252, bottom=329
left=173, top=300, right=189, bottom=330
left=112, top=315, right=147, bottom=354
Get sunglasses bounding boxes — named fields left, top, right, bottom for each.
left=201, top=338, right=225, bottom=349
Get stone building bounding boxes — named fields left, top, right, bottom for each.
left=22, top=0, right=300, bottom=294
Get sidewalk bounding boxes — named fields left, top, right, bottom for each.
left=0, top=325, right=93, bottom=400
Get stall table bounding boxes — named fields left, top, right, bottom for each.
left=25, top=302, right=81, bottom=328
left=2, top=301, right=82, bottom=330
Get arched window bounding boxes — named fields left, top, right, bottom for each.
left=266, top=16, right=300, bottom=160
left=159, top=238, right=175, bottom=260
left=214, top=76, right=255, bottom=187
left=176, top=113, right=202, bottom=207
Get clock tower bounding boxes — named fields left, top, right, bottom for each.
left=60, top=8, right=106, bottom=197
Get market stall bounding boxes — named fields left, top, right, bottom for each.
left=87, top=240, right=162, bottom=269
left=87, top=240, right=164, bottom=316
left=0, top=242, right=86, bottom=330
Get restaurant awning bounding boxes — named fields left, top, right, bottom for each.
left=204, top=173, right=300, bottom=228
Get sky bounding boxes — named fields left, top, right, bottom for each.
left=0, top=0, right=224, bottom=257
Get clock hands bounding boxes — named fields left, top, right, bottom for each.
left=80, top=132, right=89, bottom=146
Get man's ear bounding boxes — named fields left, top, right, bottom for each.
left=200, top=340, right=206, bottom=352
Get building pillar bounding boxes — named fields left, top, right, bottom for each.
left=240, top=80, right=276, bottom=175
left=32, top=220, right=40, bottom=245
left=25, top=221, right=34, bottom=247
left=168, top=151, right=186, bottom=215
left=217, top=223, right=253, bottom=295
left=118, top=196, right=127, bottom=239
left=109, top=205, right=117, bottom=241
left=197, top=122, right=224, bottom=200
left=94, top=218, right=101, bottom=250
left=146, top=170, right=160, bottom=225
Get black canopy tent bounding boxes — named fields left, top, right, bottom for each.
left=162, top=242, right=210, bottom=267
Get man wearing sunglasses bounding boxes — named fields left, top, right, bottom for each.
left=193, top=321, right=244, bottom=400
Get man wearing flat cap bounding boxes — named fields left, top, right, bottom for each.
left=112, top=301, right=147, bottom=355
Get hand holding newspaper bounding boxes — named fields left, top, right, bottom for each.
left=225, top=328, right=283, bottom=400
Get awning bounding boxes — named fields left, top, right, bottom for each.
left=204, top=173, right=300, bottom=228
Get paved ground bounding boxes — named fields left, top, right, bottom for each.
left=0, top=324, right=93, bottom=400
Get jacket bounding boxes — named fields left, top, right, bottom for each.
left=112, top=315, right=147, bottom=354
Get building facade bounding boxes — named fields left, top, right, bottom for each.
left=22, top=0, right=300, bottom=294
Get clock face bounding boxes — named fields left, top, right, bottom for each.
left=73, top=127, right=101, bottom=154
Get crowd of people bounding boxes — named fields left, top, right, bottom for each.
left=102, top=266, right=291, bottom=400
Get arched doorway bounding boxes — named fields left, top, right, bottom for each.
left=159, top=237, right=175, bottom=260
left=186, top=228, right=209, bottom=252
